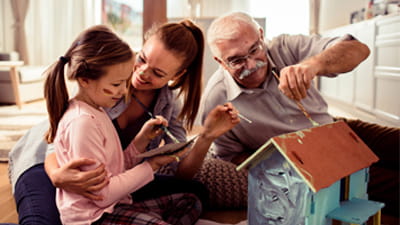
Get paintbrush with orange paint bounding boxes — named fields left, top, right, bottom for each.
left=272, top=70, right=319, bottom=127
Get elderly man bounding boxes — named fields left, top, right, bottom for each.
left=201, top=11, right=399, bottom=218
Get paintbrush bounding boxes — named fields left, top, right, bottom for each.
left=272, top=70, right=319, bottom=127
left=223, top=103, right=252, bottom=123
left=132, top=94, right=180, bottom=143
left=238, top=113, right=252, bottom=123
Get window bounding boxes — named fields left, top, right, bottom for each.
left=249, top=0, right=310, bottom=39
left=102, top=0, right=143, bottom=51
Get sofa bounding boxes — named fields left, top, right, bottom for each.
left=0, top=52, right=47, bottom=104
left=0, top=66, right=46, bottom=104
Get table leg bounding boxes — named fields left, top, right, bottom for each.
left=373, top=210, right=381, bottom=225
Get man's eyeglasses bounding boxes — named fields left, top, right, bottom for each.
left=225, top=40, right=264, bottom=70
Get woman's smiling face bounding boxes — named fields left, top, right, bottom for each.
left=131, top=36, right=184, bottom=91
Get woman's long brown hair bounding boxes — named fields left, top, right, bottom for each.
left=145, top=20, right=205, bottom=131
left=44, top=25, right=133, bottom=143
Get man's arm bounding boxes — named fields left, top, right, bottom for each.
left=279, top=39, right=370, bottom=100
left=305, top=39, right=370, bottom=75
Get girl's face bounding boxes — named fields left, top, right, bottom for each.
left=131, top=36, right=185, bottom=91
left=80, top=58, right=134, bottom=109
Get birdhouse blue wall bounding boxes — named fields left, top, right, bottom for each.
left=248, top=150, right=346, bottom=225
left=349, top=168, right=369, bottom=200
left=304, top=182, right=341, bottom=225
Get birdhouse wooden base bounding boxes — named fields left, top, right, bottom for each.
left=328, top=198, right=384, bottom=224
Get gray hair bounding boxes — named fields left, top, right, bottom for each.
left=207, top=11, right=261, bottom=58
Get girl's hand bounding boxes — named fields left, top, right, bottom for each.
left=147, top=146, right=190, bottom=171
left=142, top=115, right=168, bottom=140
left=201, top=102, right=240, bottom=140
left=147, top=154, right=176, bottom=171
left=134, top=116, right=168, bottom=152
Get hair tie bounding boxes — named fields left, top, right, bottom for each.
left=181, top=22, right=194, bottom=33
left=59, top=56, right=69, bottom=64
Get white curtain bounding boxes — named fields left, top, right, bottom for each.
left=25, top=0, right=101, bottom=66
left=10, top=0, right=30, bottom=64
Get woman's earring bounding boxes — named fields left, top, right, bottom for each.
left=139, top=71, right=144, bottom=75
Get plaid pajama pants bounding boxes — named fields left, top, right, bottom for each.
left=92, top=193, right=202, bottom=225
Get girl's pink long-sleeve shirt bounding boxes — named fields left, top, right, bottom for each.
left=54, top=99, right=154, bottom=225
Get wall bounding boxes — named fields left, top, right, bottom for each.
left=320, top=14, right=400, bottom=127
left=319, top=0, right=368, bottom=32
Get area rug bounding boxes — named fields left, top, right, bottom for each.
left=0, top=101, right=47, bottom=162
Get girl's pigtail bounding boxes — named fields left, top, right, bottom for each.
left=44, top=57, right=70, bottom=143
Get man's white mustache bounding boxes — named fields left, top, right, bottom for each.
left=239, top=61, right=267, bottom=80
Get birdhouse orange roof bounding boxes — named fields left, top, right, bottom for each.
left=237, top=120, right=379, bottom=192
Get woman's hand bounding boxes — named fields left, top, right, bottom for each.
left=201, top=102, right=240, bottom=140
left=174, top=103, right=239, bottom=178
left=45, top=153, right=108, bottom=200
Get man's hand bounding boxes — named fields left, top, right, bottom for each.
left=49, top=158, right=108, bottom=200
left=278, top=63, right=318, bottom=100
left=278, top=39, right=370, bottom=101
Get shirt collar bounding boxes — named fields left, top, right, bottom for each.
left=262, top=49, right=278, bottom=89
left=222, top=69, right=246, bottom=101
left=105, top=85, right=172, bottom=120
left=153, top=85, right=172, bottom=115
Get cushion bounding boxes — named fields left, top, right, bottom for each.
left=194, top=157, right=248, bottom=210
left=0, top=66, right=46, bottom=83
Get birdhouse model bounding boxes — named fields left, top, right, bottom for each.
left=237, top=121, right=384, bottom=225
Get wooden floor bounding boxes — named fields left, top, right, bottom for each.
left=0, top=162, right=18, bottom=224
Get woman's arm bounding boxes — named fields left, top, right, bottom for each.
left=44, top=152, right=108, bottom=200
left=176, top=103, right=240, bottom=179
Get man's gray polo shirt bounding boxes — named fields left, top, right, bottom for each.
left=201, top=34, right=355, bottom=161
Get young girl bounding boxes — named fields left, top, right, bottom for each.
left=44, top=24, right=203, bottom=225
